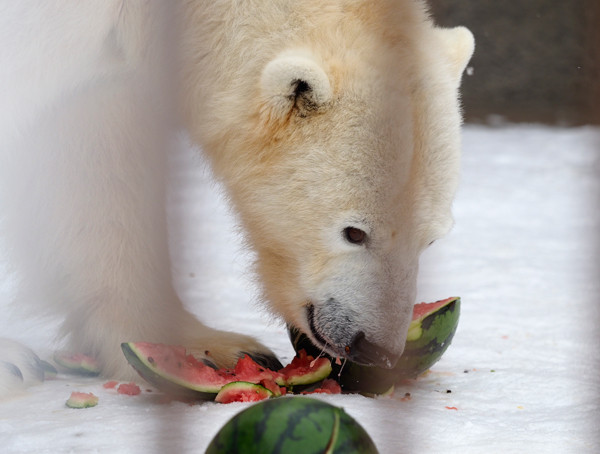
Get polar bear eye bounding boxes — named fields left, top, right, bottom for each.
left=343, top=227, right=367, bottom=245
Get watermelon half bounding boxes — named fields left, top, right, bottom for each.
left=289, top=297, right=461, bottom=394
left=121, top=343, right=332, bottom=401
left=206, top=396, right=379, bottom=453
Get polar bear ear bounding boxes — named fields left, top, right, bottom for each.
left=260, top=52, right=332, bottom=119
left=437, top=26, right=475, bottom=81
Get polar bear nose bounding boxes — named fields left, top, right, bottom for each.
left=347, top=331, right=399, bottom=369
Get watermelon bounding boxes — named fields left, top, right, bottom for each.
left=121, top=342, right=331, bottom=401
left=65, top=391, right=98, bottom=409
left=54, top=352, right=100, bottom=376
left=205, top=396, right=378, bottom=453
left=289, top=297, right=461, bottom=394
left=215, top=382, right=273, bottom=404
left=117, top=382, right=141, bottom=396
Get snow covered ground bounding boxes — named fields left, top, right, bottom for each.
left=0, top=124, right=599, bottom=453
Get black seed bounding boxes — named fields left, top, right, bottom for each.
left=147, top=356, right=154, bottom=364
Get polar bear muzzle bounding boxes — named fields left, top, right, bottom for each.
left=306, top=303, right=399, bottom=369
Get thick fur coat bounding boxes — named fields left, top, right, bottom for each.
left=0, top=0, right=473, bottom=394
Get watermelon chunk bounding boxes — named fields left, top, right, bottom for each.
left=65, top=391, right=98, bottom=409
left=288, top=297, right=461, bottom=394
left=215, top=382, right=273, bottom=404
left=117, top=382, right=141, bottom=396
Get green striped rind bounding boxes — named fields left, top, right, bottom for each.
left=288, top=297, right=461, bottom=394
left=392, top=297, right=461, bottom=376
left=120, top=343, right=218, bottom=400
left=205, top=396, right=378, bottom=454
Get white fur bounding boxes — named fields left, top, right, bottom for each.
left=0, top=0, right=473, bottom=394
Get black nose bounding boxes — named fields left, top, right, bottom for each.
left=347, top=331, right=399, bottom=369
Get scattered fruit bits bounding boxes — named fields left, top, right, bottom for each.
left=103, top=380, right=119, bottom=389
left=400, top=392, right=411, bottom=402
left=117, top=382, right=142, bottom=395
left=445, top=406, right=458, bottom=411
left=66, top=392, right=99, bottom=409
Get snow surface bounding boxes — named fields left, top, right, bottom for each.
left=1, top=124, right=599, bottom=453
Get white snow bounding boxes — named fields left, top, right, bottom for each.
left=1, top=124, right=599, bottom=453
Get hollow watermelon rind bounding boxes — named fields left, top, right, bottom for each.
left=205, top=396, right=379, bottom=454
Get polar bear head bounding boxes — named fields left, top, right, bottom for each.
left=183, top=1, right=474, bottom=368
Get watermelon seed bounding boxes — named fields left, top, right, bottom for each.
left=446, top=389, right=452, bottom=393
left=147, top=357, right=154, bottom=364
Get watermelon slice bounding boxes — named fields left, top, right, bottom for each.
left=206, top=397, right=379, bottom=453
left=65, top=391, right=98, bottom=409
left=121, top=343, right=331, bottom=401
left=289, top=297, right=461, bottom=394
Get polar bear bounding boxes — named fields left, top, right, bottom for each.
left=0, top=0, right=473, bottom=390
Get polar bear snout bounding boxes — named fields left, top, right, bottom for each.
left=306, top=301, right=403, bottom=369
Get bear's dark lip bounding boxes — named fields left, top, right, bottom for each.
left=306, top=304, right=342, bottom=357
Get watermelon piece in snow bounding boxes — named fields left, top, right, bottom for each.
left=66, top=392, right=98, bottom=409
left=214, top=382, right=273, bottom=404
left=288, top=297, right=461, bottom=394
left=117, top=382, right=141, bottom=395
